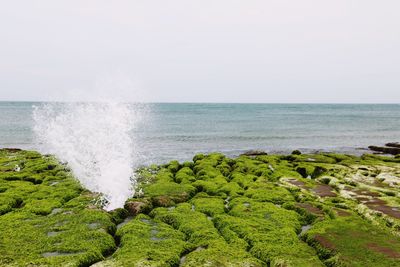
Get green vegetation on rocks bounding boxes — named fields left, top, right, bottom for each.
left=1, top=149, right=400, bottom=266
left=0, top=149, right=116, bottom=266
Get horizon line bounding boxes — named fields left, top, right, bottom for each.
left=0, top=100, right=399, bottom=105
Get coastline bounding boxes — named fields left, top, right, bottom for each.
left=0, top=148, right=399, bottom=266
left=2, top=102, right=400, bottom=165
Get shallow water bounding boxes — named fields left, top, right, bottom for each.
left=42, top=251, right=81, bottom=257
left=299, top=225, right=312, bottom=236
left=117, top=216, right=133, bottom=229
left=1, top=102, right=400, bottom=164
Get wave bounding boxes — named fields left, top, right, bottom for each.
left=33, top=102, right=142, bottom=210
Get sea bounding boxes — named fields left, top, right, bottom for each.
left=1, top=102, right=399, bottom=165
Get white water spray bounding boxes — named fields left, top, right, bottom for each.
left=33, top=102, right=140, bottom=210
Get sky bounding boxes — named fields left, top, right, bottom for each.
left=0, top=1, right=399, bottom=103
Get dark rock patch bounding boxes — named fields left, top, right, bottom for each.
left=287, top=179, right=308, bottom=189
left=291, top=150, right=302, bottom=155
left=385, top=142, right=400, bottom=148
left=368, top=145, right=400, bottom=155
left=241, top=150, right=268, bottom=156
left=125, top=200, right=152, bottom=215
left=312, top=166, right=327, bottom=178
left=333, top=208, right=351, bottom=217
left=314, top=234, right=336, bottom=251
left=352, top=189, right=380, bottom=197
left=296, top=167, right=308, bottom=178
left=313, top=185, right=337, bottom=197
left=296, top=203, right=324, bottom=216
left=366, top=203, right=400, bottom=219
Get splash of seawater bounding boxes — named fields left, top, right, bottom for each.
left=33, top=102, right=139, bottom=210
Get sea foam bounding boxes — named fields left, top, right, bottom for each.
left=33, top=102, right=140, bottom=210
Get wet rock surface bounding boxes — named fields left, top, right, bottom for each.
left=1, top=149, right=400, bottom=266
left=369, top=142, right=400, bottom=155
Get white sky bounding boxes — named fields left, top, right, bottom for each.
left=0, top=1, right=399, bottom=103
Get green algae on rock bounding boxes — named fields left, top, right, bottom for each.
left=0, top=149, right=117, bottom=266
left=1, top=149, right=400, bottom=266
left=122, top=152, right=400, bottom=267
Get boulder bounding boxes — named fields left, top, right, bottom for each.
left=291, top=150, right=302, bottom=155
left=368, top=145, right=400, bottom=155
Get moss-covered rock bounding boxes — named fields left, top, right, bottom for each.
left=0, top=150, right=116, bottom=266
left=1, top=149, right=400, bottom=266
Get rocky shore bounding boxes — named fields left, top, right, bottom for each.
left=369, top=142, right=400, bottom=155
left=0, top=149, right=400, bottom=266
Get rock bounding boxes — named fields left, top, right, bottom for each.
left=291, top=150, right=302, bottom=155
left=108, top=208, right=129, bottom=224
left=296, top=167, right=308, bottom=178
left=241, top=150, right=268, bottom=156
left=312, top=166, right=327, bottom=178
left=152, top=195, right=176, bottom=207
left=368, top=146, right=400, bottom=155
left=282, top=155, right=296, bottom=161
left=385, top=142, right=400, bottom=148
left=4, top=149, right=400, bottom=266
left=124, top=200, right=152, bottom=215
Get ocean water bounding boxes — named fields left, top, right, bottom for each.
left=1, top=102, right=400, bottom=165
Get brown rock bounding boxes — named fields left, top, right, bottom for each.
left=287, top=179, right=308, bottom=189
left=367, top=243, right=400, bottom=258
left=313, top=184, right=337, bottom=197
left=314, top=234, right=336, bottom=251
left=296, top=203, right=324, bottom=216
left=152, top=196, right=175, bottom=207
left=333, top=208, right=351, bottom=217
left=125, top=201, right=151, bottom=215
